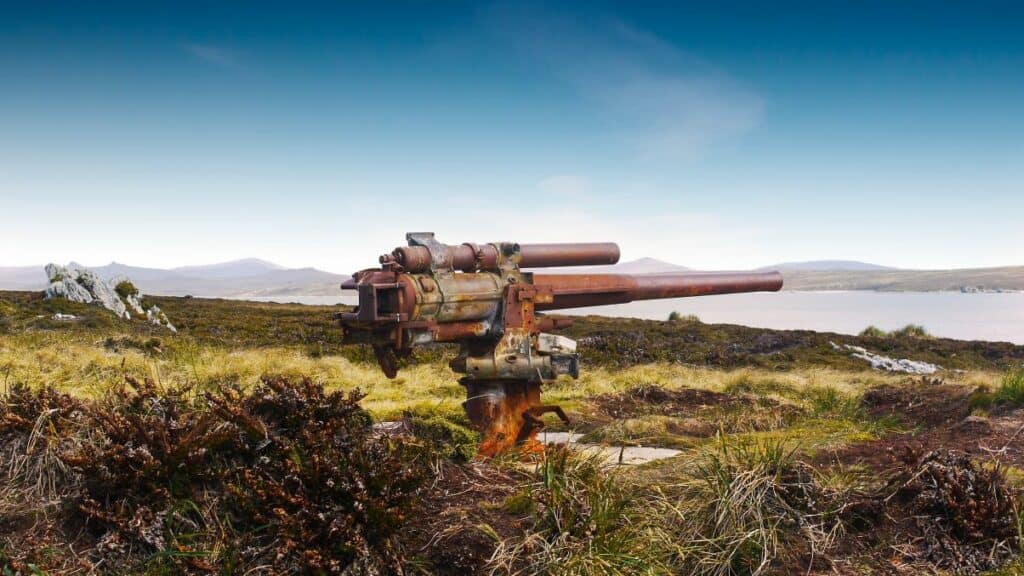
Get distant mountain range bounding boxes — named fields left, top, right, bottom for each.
left=0, top=260, right=347, bottom=298
left=755, top=260, right=897, bottom=272
left=1, top=258, right=1022, bottom=297
left=609, top=259, right=1023, bottom=291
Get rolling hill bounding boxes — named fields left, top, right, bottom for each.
left=778, top=266, right=1024, bottom=292
left=757, top=260, right=897, bottom=272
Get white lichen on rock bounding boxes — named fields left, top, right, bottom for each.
left=831, top=341, right=940, bottom=374
left=46, top=263, right=129, bottom=319
left=44, top=263, right=176, bottom=331
left=145, top=305, right=177, bottom=333
left=125, top=293, right=146, bottom=315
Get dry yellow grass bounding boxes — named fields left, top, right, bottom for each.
left=1, top=332, right=1001, bottom=426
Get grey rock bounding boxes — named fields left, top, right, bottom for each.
left=145, top=305, right=177, bottom=333
left=956, top=415, right=992, bottom=434
left=71, top=266, right=129, bottom=319
left=125, top=293, right=145, bottom=315
left=45, top=264, right=94, bottom=304
left=43, top=263, right=176, bottom=332
left=830, top=341, right=941, bottom=374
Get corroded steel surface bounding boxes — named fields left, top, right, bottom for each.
left=339, top=233, right=783, bottom=456
left=533, top=271, right=784, bottom=310
left=385, top=242, right=620, bottom=273
left=462, top=379, right=568, bottom=456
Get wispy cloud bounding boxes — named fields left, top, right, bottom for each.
left=485, top=5, right=763, bottom=159
left=181, top=43, right=240, bottom=68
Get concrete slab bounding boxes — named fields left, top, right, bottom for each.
left=538, top=431, right=682, bottom=465
left=373, top=423, right=683, bottom=466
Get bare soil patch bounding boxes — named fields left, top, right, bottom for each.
left=820, top=379, right=1024, bottom=471
left=591, top=384, right=779, bottom=420
left=401, top=460, right=528, bottom=574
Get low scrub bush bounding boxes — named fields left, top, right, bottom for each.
left=1, top=375, right=429, bottom=574
left=995, top=370, right=1024, bottom=406
left=114, top=280, right=139, bottom=299
left=887, top=449, right=1020, bottom=573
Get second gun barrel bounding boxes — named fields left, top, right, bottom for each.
left=533, top=271, right=784, bottom=310
left=391, top=242, right=620, bottom=272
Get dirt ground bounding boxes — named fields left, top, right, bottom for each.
left=819, top=380, right=1024, bottom=472
left=400, top=459, right=528, bottom=574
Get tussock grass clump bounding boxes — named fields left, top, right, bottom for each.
left=890, top=324, right=932, bottom=339
left=661, top=437, right=848, bottom=576
left=1, top=383, right=84, bottom=513
left=403, top=410, right=479, bottom=462
left=969, top=369, right=1024, bottom=412
left=858, top=325, right=887, bottom=338
left=668, top=311, right=701, bottom=323
left=489, top=448, right=674, bottom=575
left=860, top=324, right=933, bottom=340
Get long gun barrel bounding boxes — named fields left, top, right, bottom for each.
left=338, top=233, right=782, bottom=455
left=534, top=272, right=783, bottom=310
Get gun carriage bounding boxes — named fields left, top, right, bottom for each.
left=339, top=233, right=782, bottom=455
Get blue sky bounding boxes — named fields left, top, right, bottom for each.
left=1, top=1, right=1022, bottom=272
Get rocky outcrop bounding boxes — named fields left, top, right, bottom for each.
left=831, top=341, right=940, bottom=374
left=44, top=263, right=176, bottom=331
left=146, top=305, right=177, bottom=333
left=125, top=293, right=145, bottom=315
left=46, top=264, right=129, bottom=319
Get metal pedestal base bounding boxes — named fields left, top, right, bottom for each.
left=460, top=378, right=569, bottom=457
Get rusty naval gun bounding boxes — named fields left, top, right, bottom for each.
left=339, top=232, right=783, bottom=456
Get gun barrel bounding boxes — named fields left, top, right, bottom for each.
left=519, top=243, right=621, bottom=268
left=389, top=242, right=620, bottom=272
left=533, top=271, right=783, bottom=310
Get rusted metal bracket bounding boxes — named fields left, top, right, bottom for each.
left=406, top=232, right=451, bottom=273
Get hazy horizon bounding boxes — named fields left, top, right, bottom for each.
left=3, top=255, right=1023, bottom=277
left=3, top=1, right=1022, bottom=272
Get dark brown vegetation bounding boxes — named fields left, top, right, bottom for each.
left=4, top=290, right=1024, bottom=372
left=565, top=315, right=1024, bottom=371
left=3, top=290, right=1024, bottom=574
left=1, top=375, right=427, bottom=574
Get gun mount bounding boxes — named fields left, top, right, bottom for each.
left=339, top=232, right=783, bottom=456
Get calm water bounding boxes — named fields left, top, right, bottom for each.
left=246, top=291, right=1024, bottom=344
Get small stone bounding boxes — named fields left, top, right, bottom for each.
left=956, top=415, right=992, bottom=434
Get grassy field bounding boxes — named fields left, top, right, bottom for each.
left=2, top=291, right=1023, bottom=575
